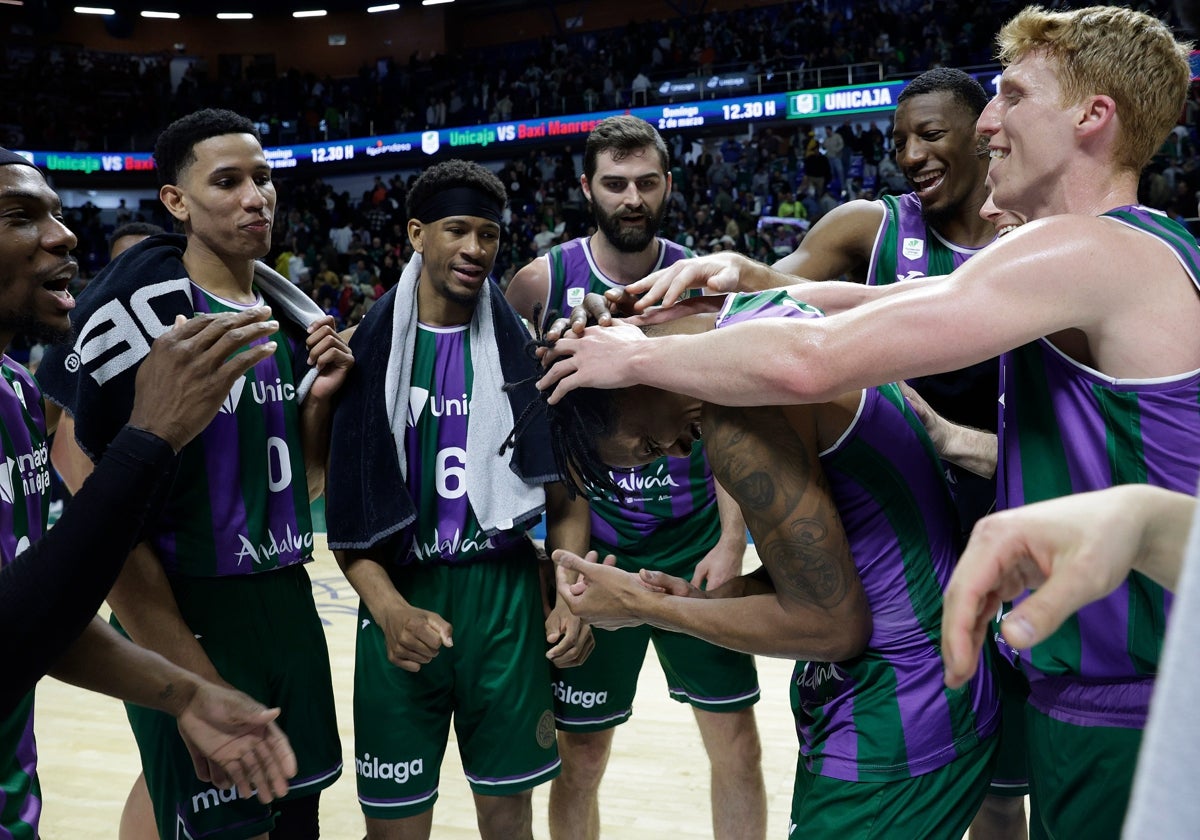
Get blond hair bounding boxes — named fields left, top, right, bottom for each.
left=996, top=5, right=1192, bottom=172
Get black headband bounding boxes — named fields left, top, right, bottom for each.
left=413, top=186, right=504, bottom=224
left=0, top=148, right=38, bottom=169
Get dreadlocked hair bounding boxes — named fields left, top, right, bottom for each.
left=500, top=303, right=627, bottom=502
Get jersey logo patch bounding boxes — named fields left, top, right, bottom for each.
left=566, top=287, right=586, bottom=308
left=9, top=379, right=26, bottom=411
left=901, top=237, right=924, bottom=260
left=0, top=457, right=15, bottom=505
left=408, top=387, right=430, bottom=426
left=220, top=378, right=246, bottom=414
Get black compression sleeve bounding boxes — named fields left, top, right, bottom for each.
left=0, top=426, right=175, bottom=716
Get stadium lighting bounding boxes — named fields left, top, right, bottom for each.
left=422, top=0, right=453, bottom=5
left=367, top=3, right=400, bottom=11
left=216, top=11, right=253, bottom=18
left=0, top=1, right=26, bottom=7
left=74, top=6, right=115, bottom=13
left=140, top=10, right=181, bottom=18
left=293, top=9, right=326, bottom=16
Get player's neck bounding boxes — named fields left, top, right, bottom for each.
left=589, top=233, right=661, bottom=286
left=182, top=247, right=258, bottom=304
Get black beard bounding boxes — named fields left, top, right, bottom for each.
left=1, top=311, right=72, bottom=346
left=591, top=201, right=664, bottom=254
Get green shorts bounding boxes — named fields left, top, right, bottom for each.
left=989, top=652, right=1031, bottom=798
left=353, top=544, right=559, bottom=820
left=554, top=533, right=758, bottom=730
left=551, top=622, right=760, bottom=730
left=114, top=563, right=342, bottom=840
left=1026, top=706, right=1143, bottom=840
left=789, top=733, right=997, bottom=838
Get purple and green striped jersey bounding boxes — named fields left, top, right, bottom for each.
left=0, top=358, right=49, bottom=840
left=868, top=191, right=999, bottom=434
left=544, top=237, right=721, bottom=568
left=718, top=291, right=999, bottom=782
left=1001, top=206, right=1200, bottom=727
left=148, top=286, right=313, bottom=577
left=402, top=324, right=524, bottom=565
left=867, top=193, right=985, bottom=286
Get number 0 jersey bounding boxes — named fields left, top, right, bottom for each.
left=148, top=285, right=314, bottom=577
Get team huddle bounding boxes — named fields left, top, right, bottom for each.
left=2, top=4, right=1199, bottom=840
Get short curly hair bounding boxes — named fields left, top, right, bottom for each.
left=154, top=108, right=261, bottom=187
left=406, top=158, right=507, bottom=221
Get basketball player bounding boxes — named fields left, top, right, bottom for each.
left=42, top=108, right=352, bottom=840
left=505, top=115, right=764, bottom=840
left=541, top=7, right=1200, bottom=836
left=538, top=287, right=999, bottom=837
left=326, top=159, right=592, bottom=840
left=0, top=146, right=297, bottom=839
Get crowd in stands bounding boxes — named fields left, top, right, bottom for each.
left=4, top=0, right=1183, bottom=155
left=9, top=0, right=1197, bottom=354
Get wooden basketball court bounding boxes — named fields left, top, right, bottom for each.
left=33, top=538, right=804, bottom=838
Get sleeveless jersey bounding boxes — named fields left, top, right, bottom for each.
left=148, top=285, right=313, bottom=577
left=717, top=291, right=998, bottom=782
left=0, top=359, right=50, bottom=840
left=866, top=192, right=998, bottom=433
left=402, top=324, right=525, bottom=565
left=544, top=237, right=720, bottom=567
left=1000, top=206, right=1200, bottom=727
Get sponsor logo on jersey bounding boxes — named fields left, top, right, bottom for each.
left=795, top=661, right=846, bottom=691
left=608, top=464, right=680, bottom=498
left=552, top=680, right=608, bottom=709
left=901, top=238, right=924, bottom=260
left=356, top=752, right=424, bottom=784
left=411, top=527, right=495, bottom=562
left=2, top=441, right=51, bottom=500
left=407, top=388, right=471, bottom=426
left=896, top=269, right=927, bottom=283
left=220, top=378, right=246, bottom=414
left=566, top=287, right=586, bottom=308
left=234, top=524, right=315, bottom=567
left=191, top=784, right=253, bottom=813
left=249, top=377, right=296, bottom=406
left=408, top=386, right=430, bottom=426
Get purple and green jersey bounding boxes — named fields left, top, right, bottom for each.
left=402, top=324, right=525, bottom=565
left=0, top=359, right=50, bottom=840
left=544, top=237, right=721, bottom=568
left=866, top=193, right=985, bottom=286
left=1000, top=205, right=1200, bottom=727
left=148, top=285, right=314, bottom=577
left=718, top=291, right=999, bottom=782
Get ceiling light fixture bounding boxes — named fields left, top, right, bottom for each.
left=367, top=3, right=400, bottom=11
left=216, top=11, right=253, bottom=18
left=293, top=9, right=326, bottom=16
left=74, top=5, right=115, bottom=14
left=140, top=10, right=180, bottom=18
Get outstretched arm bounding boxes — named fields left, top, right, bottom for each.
left=50, top=617, right=296, bottom=802
left=941, top=485, right=1194, bottom=688
left=539, top=217, right=1139, bottom=406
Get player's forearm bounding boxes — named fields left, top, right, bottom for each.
left=620, top=322, right=836, bottom=406
left=544, top=483, right=590, bottom=558
left=635, top=589, right=867, bottom=660
left=713, top=481, right=748, bottom=553
left=934, top=422, right=998, bottom=478
left=106, top=542, right=223, bottom=683
left=0, top=426, right=177, bottom=715
left=336, top=550, right=411, bottom=617
left=1128, top=486, right=1195, bottom=591
left=300, top=394, right=333, bottom=502
left=48, top=616, right=201, bottom=716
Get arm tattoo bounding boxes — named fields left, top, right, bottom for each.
left=705, top=403, right=853, bottom=610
